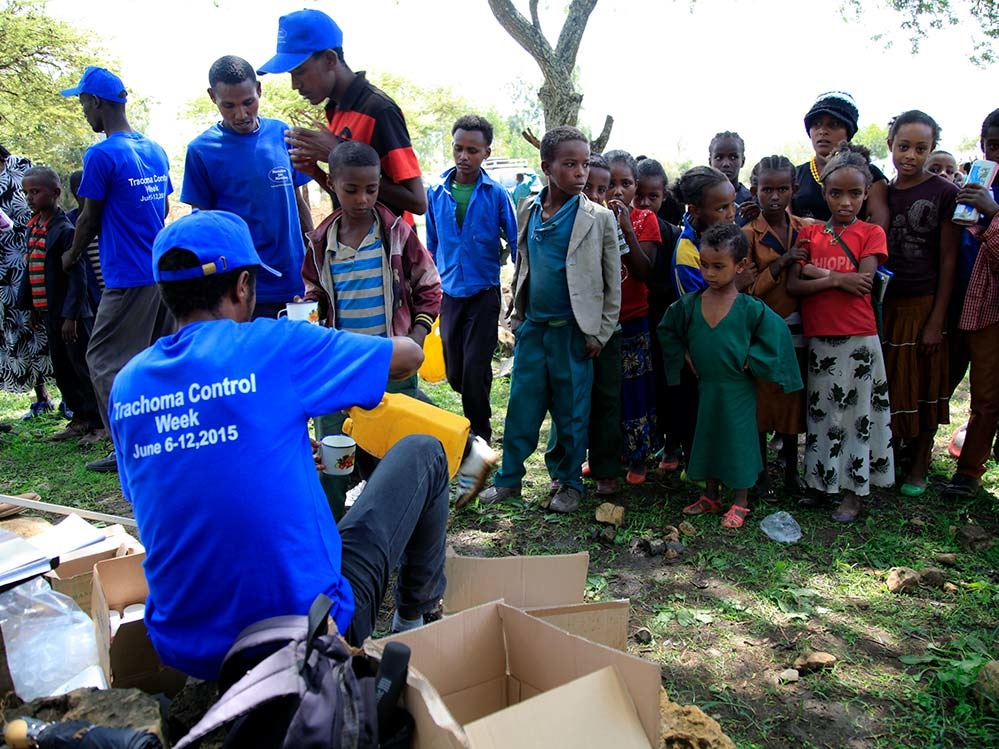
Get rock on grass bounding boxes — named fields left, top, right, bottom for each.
left=886, top=567, right=920, bottom=594
left=793, top=651, right=837, bottom=673
left=659, top=690, right=735, bottom=748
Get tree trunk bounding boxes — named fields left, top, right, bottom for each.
left=488, top=0, right=613, bottom=150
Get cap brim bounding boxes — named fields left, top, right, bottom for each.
left=257, top=51, right=312, bottom=75
left=60, top=85, right=83, bottom=97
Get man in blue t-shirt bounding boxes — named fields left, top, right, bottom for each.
left=182, top=55, right=314, bottom=318
left=109, top=210, right=448, bottom=681
left=61, top=66, right=174, bottom=473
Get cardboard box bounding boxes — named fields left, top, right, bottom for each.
left=47, top=525, right=143, bottom=612
left=91, top=553, right=186, bottom=696
left=368, top=601, right=661, bottom=748
left=444, top=549, right=630, bottom=650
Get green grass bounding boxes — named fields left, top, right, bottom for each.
left=3, top=371, right=998, bottom=747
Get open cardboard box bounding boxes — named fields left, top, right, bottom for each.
left=91, top=553, right=186, bottom=696
left=366, top=600, right=661, bottom=748
left=444, top=549, right=630, bottom=650
left=47, top=524, right=143, bottom=613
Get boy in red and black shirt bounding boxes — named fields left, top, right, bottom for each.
left=17, top=166, right=101, bottom=442
left=259, top=8, right=426, bottom=222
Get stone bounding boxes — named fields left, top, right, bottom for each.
left=793, top=651, right=837, bottom=673
left=659, top=690, right=736, bottom=749
left=908, top=517, right=926, bottom=528
left=845, top=596, right=871, bottom=609
left=595, top=502, right=625, bottom=527
left=886, top=567, right=920, bottom=594
left=678, top=521, right=697, bottom=537
left=777, top=668, right=800, bottom=683
left=0, top=517, right=53, bottom=538
left=918, top=567, right=947, bottom=589
left=648, top=539, right=667, bottom=557
left=663, top=547, right=679, bottom=560
left=599, top=526, right=617, bottom=544
left=634, top=627, right=653, bottom=645
left=956, top=524, right=994, bottom=552
left=935, top=552, right=958, bottom=567
left=630, top=537, right=650, bottom=555
left=943, top=582, right=960, bottom=594
left=496, top=355, right=514, bottom=378
left=663, top=525, right=681, bottom=543
left=976, top=660, right=999, bottom=711
left=1, top=687, right=165, bottom=744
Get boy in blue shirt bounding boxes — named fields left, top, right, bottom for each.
left=475, top=127, right=621, bottom=514
left=426, top=115, right=518, bottom=444
left=182, top=56, right=314, bottom=318
left=60, top=66, right=173, bottom=472
left=109, top=210, right=448, bottom=680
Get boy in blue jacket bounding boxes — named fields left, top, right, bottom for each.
left=426, top=115, right=517, bottom=445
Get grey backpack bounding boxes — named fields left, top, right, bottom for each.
left=175, top=595, right=383, bottom=749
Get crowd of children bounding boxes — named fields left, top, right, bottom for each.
left=469, top=91, right=999, bottom=530
left=5, top=67, right=999, bottom=533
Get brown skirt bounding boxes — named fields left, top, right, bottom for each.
left=756, top=347, right=807, bottom=435
left=882, top=295, right=950, bottom=442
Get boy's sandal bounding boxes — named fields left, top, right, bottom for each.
left=943, top=474, right=981, bottom=498
left=682, top=495, right=723, bottom=515
left=658, top=456, right=681, bottom=472
left=721, top=505, right=750, bottom=529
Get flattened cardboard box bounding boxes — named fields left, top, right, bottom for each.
left=91, top=553, right=186, bottom=696
left=47, top=525, right=143, bottom=613
left=444, top=549, right=629, bottom=650
left=367, top=601, right=661, bottom=749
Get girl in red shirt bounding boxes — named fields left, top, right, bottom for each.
left=787, top=144, right=895, bottom=523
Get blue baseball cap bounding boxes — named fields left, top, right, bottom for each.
left=60, top=66, right=128, bottom=103
left=257, top=9, right=343, bottom=74
left=153, top=211, right=281, bottom=282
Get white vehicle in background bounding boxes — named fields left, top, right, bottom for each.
left=483, top=157, right=541, bottom=196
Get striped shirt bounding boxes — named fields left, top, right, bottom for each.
left=26, top=215, right=49, bottom=311
left=327, top=220, right=388, bottom=336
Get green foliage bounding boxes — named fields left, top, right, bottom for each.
left=853, top=122, right=890, bottom=160
left=846, top=0, right=999, bottom=65
left=0, top=0, right=102, bottom=177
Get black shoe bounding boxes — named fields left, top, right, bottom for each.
left=943, top=473, right=980, bottom=498
left=797, top=491, right=829, bottom=508
left=86, top=452, right=118, bottom=473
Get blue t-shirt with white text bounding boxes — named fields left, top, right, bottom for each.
left=109, top=318, right=393, bottom=679
left=181, top=118, right=311, bottom=303
left=78, top=131, right=172, bottom=288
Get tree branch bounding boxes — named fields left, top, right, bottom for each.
left=553, top=0, right=598, bottom=71
left=529, top=0, right=541, bottom=31
left=590, top=114, right=614, bottom=154
left=487, top=0, right=554, bottom=71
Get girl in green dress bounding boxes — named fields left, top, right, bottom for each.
left=658, top=223, right=803, bottom=528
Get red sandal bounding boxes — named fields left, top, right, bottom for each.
left=721, top=504, right=750, bottom=529
left=682, top=495, right=722, bottom=515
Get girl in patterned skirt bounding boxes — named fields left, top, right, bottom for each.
left=787, top=144, right=895, bottom=523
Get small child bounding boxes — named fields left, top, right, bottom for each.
left=66, top=169, right=104, bottom=312
left=637, top=158, right=683, bottom=472
left=883, top=111, right=959, bottom=496
left=605, top=150, right=660, bottom=484
left=787, top=144, right=895, bottom=523
left=669, top=166, right=737, bottom=466
left=302, top=143, right=482, bottom=510
left=658, top=223, right=802, bottom=528
left=743, top=156, right=815, bottom=497
left=478, top=127, right=621, bottom=513
left=925, top=150, right=963, bottom=186
left=16, top=167, right=102, bottom=442
left=426, top=114, right=518, bottom=446
left=671, top=166, right=737, bottom=296
left=709, top=132, right=752, bottom=212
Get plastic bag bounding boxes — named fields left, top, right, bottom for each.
left=759, top=511, right=802, bottom=544
left=0, top=577, right=106, bottom=700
